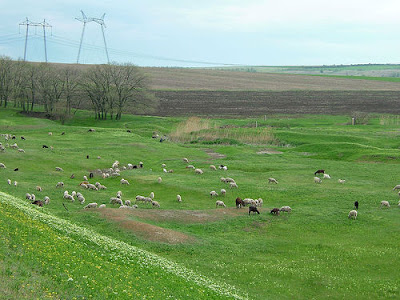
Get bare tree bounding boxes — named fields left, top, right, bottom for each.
left=0, top=56, right=14, bottom=108
left=61, top=66, right=81, bottom=114
left=37, top=64, right=64, bottom=113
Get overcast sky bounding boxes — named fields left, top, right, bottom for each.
left=1, top=0, right=400, bottom=67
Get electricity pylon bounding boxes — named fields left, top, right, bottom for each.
left=19, top=18, right=52, bottom=62
left=75, top=10, right=110, bottom=64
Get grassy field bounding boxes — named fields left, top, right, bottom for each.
left=1, top=107, right=400, bottom=299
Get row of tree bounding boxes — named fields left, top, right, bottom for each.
left=0, top=56, right=157, bottom=120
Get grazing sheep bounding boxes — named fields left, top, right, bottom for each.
left=116, top=190, right=122, bottom=198
left=236, top=197, right=245, bottom=208
left=83, top=175, right=88, bottom=181
left=55, top=181, right=64, bottom=188
left=120, top=178, right=130, bottom=185
left=210, top=165, right=217, bottom=171
left=44, top=196, right=50, bottom=205
left=243, top=198, right=254, bottom=206
left=268, top=178, right=278, bottom=184
left=338, top=179, right=346, bottom=184
left=36, top=186, right=42, bottom=192
left=210, top=190, right=218, bottom=197
left=97, top=156, right=101, bottom=159
left=139, top=162, right=143, bottom=168
left=161, top=163, right=167, bottom=168
left=42, top=144, right=49, bottom=148
left=25, top=193, right=31, bottom=200
left=225, top=177, right=235, bottom=183
left=270, top=208, right=280, bottom=215
left=157, top=177, right=162, bottom=184
left=80, top=183, right=88, bottom=189
left=257, top=198, right=263, bottom=207
left=17, top=148, right=25, bottom=153
left=110, top=197, right=123, bottom=205
left=70, top=174, right=75, bottom=179
left=249, top=206, right=260, bottom=215
left=314, top=177, right=322, bottom=184
left=151, top=200, right=160, bottom=208
left=31, top=194, right=36, bottom=201
left=219, top=165, right=228, bottom=171
left=177, top=194, right=182, bottom=202
left=149, top=192, right=155, bottom=199
left=186, top=165, right=195, bottom=169
left=48, top=132, right=53, bottom=136
left=314, top=169, right=325, bottom=175
left=230, top=182, right=238, bottom=189
left=7, top=179, right=11, bottom=185
left=348, top=210, right=358, bottom=219
left=86, top=184, right=98, bottom=190
left=194, top=168, right=203, bottom=175
left=381, top=201, right=390, bottom=208
left=323, top=174, right=331, bottom=179
left=64, top=194, right=75, bottom=202
left=98, top=204, right=106, bottom=209
left=354, top=201, right=359, bottom=210
left=280, top=206, right=292, bottom=213
left=392, top=184, right=400, bottom=191
left=220, top=177, right=226, bottom=183
left=88, top=128, right=96, bottom=132
left=13, top=181, right=17, bottom=187
left=84, top=203, right=98, bottom=209
left=215, top=200, right=226, bottom=208
left=10, top=143, right=18, bottom=149
left=125, top=200, right=132, bottom=206
left=168, top=169, right=174, bottom=173
left=32, top=200, right=44, bottom=207
left=77, top=195, right=85, bottom=204
left=55, top=167, right=64, bottom=172
left=0, top=163, right=6, bottom=168
left=220, top=188, right=226, bottom=196
left=163, top=168, right=168, bottom=173
left=183, top=158, right=189, bottom=163
left=135, top=195, right=146, bottom=203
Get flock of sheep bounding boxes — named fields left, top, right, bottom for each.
left=1, top=131, right=400, bottom=221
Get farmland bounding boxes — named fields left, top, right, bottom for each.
left=1, top=103, right=400, bottom=299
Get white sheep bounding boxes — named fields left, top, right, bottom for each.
left=98, top=204, right=106, bottom=209
left=48, top=132, right=52, bottom=136
left=268, top=178, right=278, bottom=184
left=348, top=210, right=358, bottom=219
left=177, top=194, right=182, bottom=202
left=338, top=179, right=346, bottom=184
left=280, top=206, right=292, bottom=213
left=31, top=194, right=36, bottom=201
left=220, top=177, right=226, bottom=183
left=144, top=197, right=153, bottom=204
left=149, top=192, right=155, bottom=199
left=194, top=168, right=203, bottom=175
left=323, top=174, right=331, bottom=179
left=84, top=202, right=98, bottom=209
left=44, top=196, right=50, bottom=205
left=36, top=186, right=42, bottom=192
left=56, top=182, right=64, bottom=188
left=210, top=190, right=218, bottom=197
left=26, top=193, right=31, bottom=200
left=116, top=191, right=122, bottom=198
left=55, top=167, right=64, bottom=172
left=314, top=177, right=322, bottom=184
left=220, top=189, right=226, bottom=196
left=230, top=182, right=238, bottom=189
left=157, top=177, right=162, bottom=184
left=210, top=165, right=217, bottom=171
left=392, top=184, right=400, bottom=191
left=186, top=165, right=195, bottom=169
left=110, top=197, right=123, bottom=205
left=71, top=191, right=77, bottom=197
left=215, top=200, right=226, bottom=208
left=83, top=175, right=88, bottom=181
left=80, top=183, right=88, bottom=189
left=257, top=198, right=263, bottom=207
left=183, top=158, right=189, bottom=163
left=14, top=181, right=17, bottom=187
left=64, top=194, right=75, bottom=202
left=10, top=143, right=18, bottom=149
left=381, top=201, right=390, bottom=208
left=225, top=177, right=235, bottom=183
left=161, top=163, right=167, bottom=168
left=151, top=200, right=160, bottom=208
left=125, top=200, right=132, bottom=206
left=163, top=168, right=168, bottom=173
left=135, top=195, right=146, bottom=203
left=17, top=148, right=25, bottom=153
left=77, top=195, right=85, bottom=204
left=7, top=179, right=11, bottom=185
left=0, top=163, right=6, bottom=168
left=120, top=178, right=130, bottom=185
left=243, top=198, right=254, bottom=206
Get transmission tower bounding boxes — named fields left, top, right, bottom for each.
left=75, top=10, right=110, bottom=64
left=19, top=18, right=52, bottom=62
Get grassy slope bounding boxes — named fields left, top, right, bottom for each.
left=1, top=108, right=400, bottom=299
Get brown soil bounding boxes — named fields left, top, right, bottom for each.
left=257, top=149, right=283, bottom=154
left=203, top=148, right=227, bottom=160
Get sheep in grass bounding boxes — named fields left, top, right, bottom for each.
left=135, top=195, right=146, bottom=204
left=84, top=203, right=98, bottom=209
left=36, top=186, right=42, bottom=192
left=25, top=193, right=31, bottom=200
left=249, top=206, right=260, bottom=215
left=44, top=196, right=50, bottom=205
left=161, top=163, right=167, bottom=168
left=268, top=178, right=278, bottom=184
left=77, top=195, right=85, bottom=204
left=30, top=194, right=36, bottom=201
left=220, top=177, right=226, bottom=183
left=64, top=194, right=74, bottom=202
left=216, top=200, right=226, bottom=208
left=48, top=132, right=53, bottom=136
left=149, top=192, right=155, bottom=199
left=323, top=174, right=331, bottom=179
left=257, top=198, right=263, bottom=207
left=110, top=197, right=123, bottom=205
left=0, top=163, right=6, bottom=168
left=210, top=165, right=217, bottom=171
left=116, top=191, right=122, bottom=198
left=83, top=175, right=88, bottom=181
left=177, top=194, right=182, bottom=202
left=314, top=177, right=322, bottom=184
left=280, top=206, right=292, bottom=213
left=338, top=179, right=346, bottom=184
left=124, top=200, right=132, bottom=206
left=32, top=200, right=44, bottom=207
left=17, top=148, right=25, bottom=153
left=243, top=198, right=254, bottom=206
left=98, top=204, right=106, bottom=209
left=56, top=181, right=64, bottom=188
left=270, top=208, right=280, bottom=215
left=186, top=165, right=195, bottom=169
left=220, top=188, right=226, bottom=196
left=230, top=182, right=238, bottom=189
left=157, top=177, right=162, bottom=184
left=210, top=191, right=218, bottom=198
left=120, top=178, right=130, bottom=185
left=10, top=143, right=18, bottom=149
left=225, top=177, right=235, bottom=183
left=219, top=165, right=228, bottom=171
left=80, top=183, right=88, bottom=189
left=236, top=197, right=245, bottom=208
left=7, top=179, right=11, bottom=185
left=151, top=200, right=160, bottom=208
left=163, top=168, right=168, bottom=173
left=13, top=181, right=17, bottom=187
left=55, top=167, right=64, bottom=172
left=392, top=185, right=400, bottom=191
left=348, top=210, right=358, bottom=220
left=380, top=201, right=390, bottom=208
left=86, top=184, right=98, bottom=191
left=183, top=157, right=189, bottom=163
left=195, top=168, right=203, bottom=175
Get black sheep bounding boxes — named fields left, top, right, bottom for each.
left=354, top=201, right=359, bottom=210
left=236, top=197, right=245, bottom=208
left=249, top=206, right=260, bottom=215
left=89, top=172, right=94, bottom=179
left=42, top=145, right=49, bottom=148
left=270, top=208, right=280, bottom=215
left=314, top=169, right=325, bottom=175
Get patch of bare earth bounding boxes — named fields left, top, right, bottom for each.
left=257, top=149, right=283, bottom=154
left=204, top=148, right=227, bottom=160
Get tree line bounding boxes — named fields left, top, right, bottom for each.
left=0, top=56, right=158, bottom=120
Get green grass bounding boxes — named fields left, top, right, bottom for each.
left=1, top=108, right=400, bottom=299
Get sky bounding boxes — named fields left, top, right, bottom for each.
left=1, top=0, right=400, bottom=67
